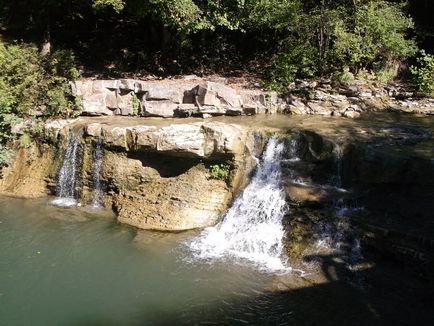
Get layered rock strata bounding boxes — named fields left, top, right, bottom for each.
left=71, top=77, right=434, bottom=119
left=1, top=118, right=257, bottom=231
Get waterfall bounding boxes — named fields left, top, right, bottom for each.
left=52, top=133, right=82, bottom=208
left=189, top=137, right=289, bottom=272
left=90, top=138, right=104, bottom=208
left=332, top=143, right=343, bottom=189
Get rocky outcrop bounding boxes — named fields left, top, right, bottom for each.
left=0, top=145, right=60, bottom=198
left=1, top=117, right=256, bottom=231
left=72, top=77, right=434, bottom=119
left=72, top=78, right=277, bottom=118
left=105, top=154, right=231, bottom=230
left=283, top=79, right=434, bottom=117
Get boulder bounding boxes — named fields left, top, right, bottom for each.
left=118, top=79, right=136, bottom=92
left=117, top=90, right=135, bottom=115
left=44, top=119, right=78, bottom=142
left=199, top=105, right=227, bottom=115
left=174, top=104, right=198, bottom=117
left=196, top=81, right=241, bottom=108
left=156, top=124, right=206, bottom=157
left=307, top=102, right=333, bottom=116
left=145, top=85, right=182, bottom=103
left=102, top=126, right=129, bottom=149
left=85, top=123, right=103, bottom=137
left=142, top=100, right=177, bottom=117
left=81, top=92, right=113, bottom=116
left=128, top=126, right=158, bottom=150
left=342, top=110, right=361, bottom=118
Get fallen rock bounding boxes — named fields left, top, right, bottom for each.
left=142, top=100, right=178, bottom=117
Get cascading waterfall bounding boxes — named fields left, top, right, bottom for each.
left=316, top=142, right=365, bottom=284
left=332, top=143, right=343, bottom=189
left=189, top=137, right=289, bottom=271
left=52, top=133, right=82, bottom=208
left=90, top=138, right=104, bottom=208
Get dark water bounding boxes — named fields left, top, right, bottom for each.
left=1, top=197, right=432, bottom=326
left=0, top=197, right=276, bottom=326
left=2, top=112, right=434, bottom=325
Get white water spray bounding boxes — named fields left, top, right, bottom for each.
left=52, top=134, right=81, bottom=208
left=189, top=137, right=289, bottom=271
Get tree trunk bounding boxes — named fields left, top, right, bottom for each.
left=40, top=26, right=51, bottom=57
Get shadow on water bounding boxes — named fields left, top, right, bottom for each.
left=77, top=249, right=433, bottom=326
left=3, top=113, right=434, bottom=326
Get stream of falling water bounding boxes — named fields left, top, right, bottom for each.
left=189, top=137, right=289, bottom=272
left=52, top=133, right=82, bottom=208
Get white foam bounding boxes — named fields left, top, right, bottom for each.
left=189, top=137, right=290, bottom=272
left=51, top=197, right=77, bottom=208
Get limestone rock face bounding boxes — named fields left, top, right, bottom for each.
left=142, top=100, right=178, bottom=117
left=145, top=84, right=182, bottom=103
left=44, top=119, right=78, bottom=142
left=38, top=118, right=254, bottom=231
left=104, top=153, right=231, bottom=231
left=0, top=146, right=59, bottom=198
left=3, top=115, right=259, bottom=231
left=92, top=121, right=247, bottom=159
left=72, top=78, right=271, bottom=117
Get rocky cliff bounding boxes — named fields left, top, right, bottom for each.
left=70, top=77, right=434, bottom=119
left=0, top=117, right=258, bottom=231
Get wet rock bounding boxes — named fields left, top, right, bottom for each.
left=44, top=119, right=78, bottom=142
left=307, top=102, right=333, bottom=116
left=85, top=123, right=103, bottom=137
left=342, top=110, right=361, bottom=119
left=102, top=126, right=129, bottom=149
left=110, top=159, right=231, bottom=231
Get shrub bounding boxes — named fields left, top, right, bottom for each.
left=132, top=94, right=141, bottom=116
left=266, top=43, right=319, bottom=91
left=0, top=41, right=80, bottom=120
left=334, top=1, right=417, bottom=73
left=0, top=144, right=14, bottom=166
left=19, top=134, right=32, bottom=148
left=0, top=41, right=81, bottom=150
left=332, top=67, right=355, bottom=85
left=410, top=50, right=434, bottom=96
left=209, top=164, right=230, bottom=181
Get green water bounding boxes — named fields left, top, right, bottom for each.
left=0, top=197, right=273, bottom=326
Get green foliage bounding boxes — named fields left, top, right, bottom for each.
left=19, top=134, right=32, bottom=148
left=92, top=0, right=125, bottom=13
left=0, top=41, right=80, bottom=119
left=0, top=41, right=80, bottom=152
left=332, top=67, right=355, bottom=85
left=209, top=164, right=230, bottom=181
left=410, top=50, right=434, bottom=96
left=375, top=62, right=400, bottom=84
left=266, top=43, right=318, bottom=91
left=0, top=144, right=13, bottom=166
left=333, top=1, right=417, bottom=71
left=264, top=0, right=417, bottom=90
left=248, top=0, right=299, bottom=30
left=132, top=94, right=141, bottom=116
left=0, top=0, right=424, bottom=92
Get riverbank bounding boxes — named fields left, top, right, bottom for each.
left=65, top=77, right=434, bottom=119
